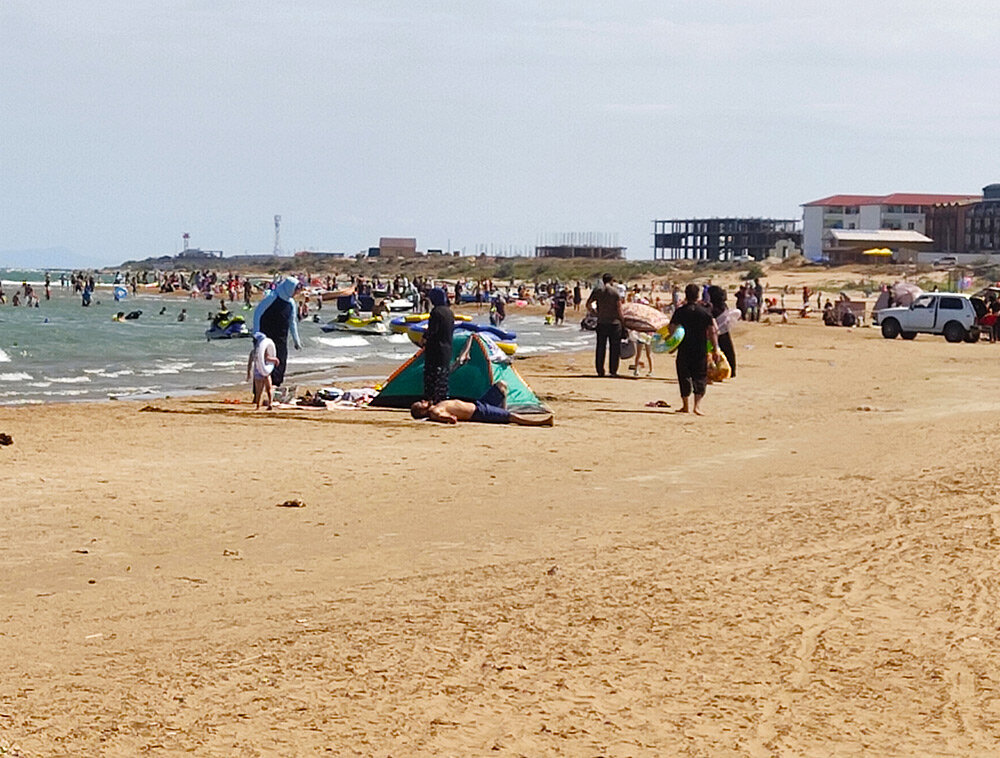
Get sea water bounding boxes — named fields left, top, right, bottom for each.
left=0, top=275, right=592, bottom=405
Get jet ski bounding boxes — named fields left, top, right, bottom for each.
left=205, top=312, right=250, bottom=340
left=320, top=312, right=389, bottom=335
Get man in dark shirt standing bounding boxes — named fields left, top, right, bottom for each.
left=668, top=283, right=721, bottom=415
left=585, top=273, right=626, bottom=377
left=421, top=287, right=454, bottom=403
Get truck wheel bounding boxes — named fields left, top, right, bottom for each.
left=881, top=319, right=901, bottom=339
left=900, top=331, right=917, bottom=340
left=943, top=321, right=965, bottom=343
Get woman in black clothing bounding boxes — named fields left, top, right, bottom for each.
left=707, top=285, right=737, bottom=378
left=421, top=287, right=455, bottom=403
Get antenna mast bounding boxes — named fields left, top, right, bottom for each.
left=273, top=215, right=282, bottom=255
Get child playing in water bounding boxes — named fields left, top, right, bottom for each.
left=246, top=332, right=280, bottom=409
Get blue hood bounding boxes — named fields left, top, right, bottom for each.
left=275, top=276, right=299, bottom=301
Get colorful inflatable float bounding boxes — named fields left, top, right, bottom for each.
left=389, top=312, right=472, bottom=335
left=404, top=320, right=518, bottom=355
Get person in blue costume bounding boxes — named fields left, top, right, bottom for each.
left=420, top=287, right=454, bottom=403
left=252, top=277, right=302, bottom=389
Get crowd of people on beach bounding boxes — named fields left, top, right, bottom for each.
left=13, top=263, right=958, bottom=420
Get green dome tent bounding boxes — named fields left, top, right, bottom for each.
left=370, top=333, right=550, bottom=414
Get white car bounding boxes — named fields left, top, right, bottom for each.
left=874, top=292, right=983, bottom=342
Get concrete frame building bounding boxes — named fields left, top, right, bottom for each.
left=801, top=193, right=981, bottom=259
left=652, top=217, right=801, bottom=262
left=535, top=244, right=624, bottom=260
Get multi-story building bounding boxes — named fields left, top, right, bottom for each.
left=801, top=192, right=980, bottom=258
left=925, top=184, right=1000, bottom=255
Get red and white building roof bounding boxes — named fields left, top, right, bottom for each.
left=804, top=193, right=981, bottom=207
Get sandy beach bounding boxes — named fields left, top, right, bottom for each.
left=3, top=307, right=1000, bottom=755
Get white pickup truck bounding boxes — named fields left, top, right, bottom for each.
left=874, top=292, right=983, bottom=342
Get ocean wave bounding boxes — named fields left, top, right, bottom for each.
left=315, top=335, right=369, bottom=348
left=140, top=362, right=196, bottom=376
left=107, top=386, right=159, bottom=396
left=0, top=348, right=10, bottom=363
left=84, top=368, right=136, bottom=378
left=43, top=375, right=92, bottom=384
left=0, top=371, right=33, bottom=382
left=286, top=355, right=345, bottom=366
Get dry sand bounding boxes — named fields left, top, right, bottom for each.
left=3, top=312, right=1000, bottom=756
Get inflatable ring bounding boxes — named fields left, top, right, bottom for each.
left=663, top=325, right=684, bottom=353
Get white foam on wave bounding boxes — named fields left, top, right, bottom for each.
left=108, top=385, right=158, bottom=396
left=315, top=335, right=369, bottom=348
left=386, top=334, right=411, bottom=344
left=43, top=375, right=92, bottom=384
left=85, top=368, right=135, bottom=378
left=288, top=355, right=351, bottom=366
left=0, top=348, right=10, bottom=363
left=140, top=361, right=195, bottom=376
left=27, top=382, right=52, bottom=388
left=0, top=371, right=33, bottom=382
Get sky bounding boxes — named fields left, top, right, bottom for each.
left=2, top=0, right=998, bottom=268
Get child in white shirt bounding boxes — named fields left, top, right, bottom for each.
left=246, top=332, right=280, bottom=409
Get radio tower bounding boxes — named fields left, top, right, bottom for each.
left=273, top=215, right=282, bottom=255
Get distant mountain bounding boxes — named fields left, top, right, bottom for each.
left=0, top=247, right=105, bottom=270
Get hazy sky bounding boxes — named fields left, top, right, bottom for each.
left=2, top=1, right=998, bottom=266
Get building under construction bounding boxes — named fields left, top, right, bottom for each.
left=653, top=217, right=801, bottom=261
left=535, top=233, right=624, bottom=260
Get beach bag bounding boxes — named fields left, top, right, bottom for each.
left=707, top=353, right=732, bottom=383
left=619, top=339, right=636, bottom=360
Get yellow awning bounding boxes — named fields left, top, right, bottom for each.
left=861, top=248, right=893, bottom=256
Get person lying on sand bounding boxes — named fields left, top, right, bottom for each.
left=410, top=381, right=553, bottom=426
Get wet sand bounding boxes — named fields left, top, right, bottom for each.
left=3, top=314, right=1000, bottom=755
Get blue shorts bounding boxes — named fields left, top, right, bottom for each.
left=470, top=384, right=510, bottom=423
left=471, top=401, right=510, bottom=424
